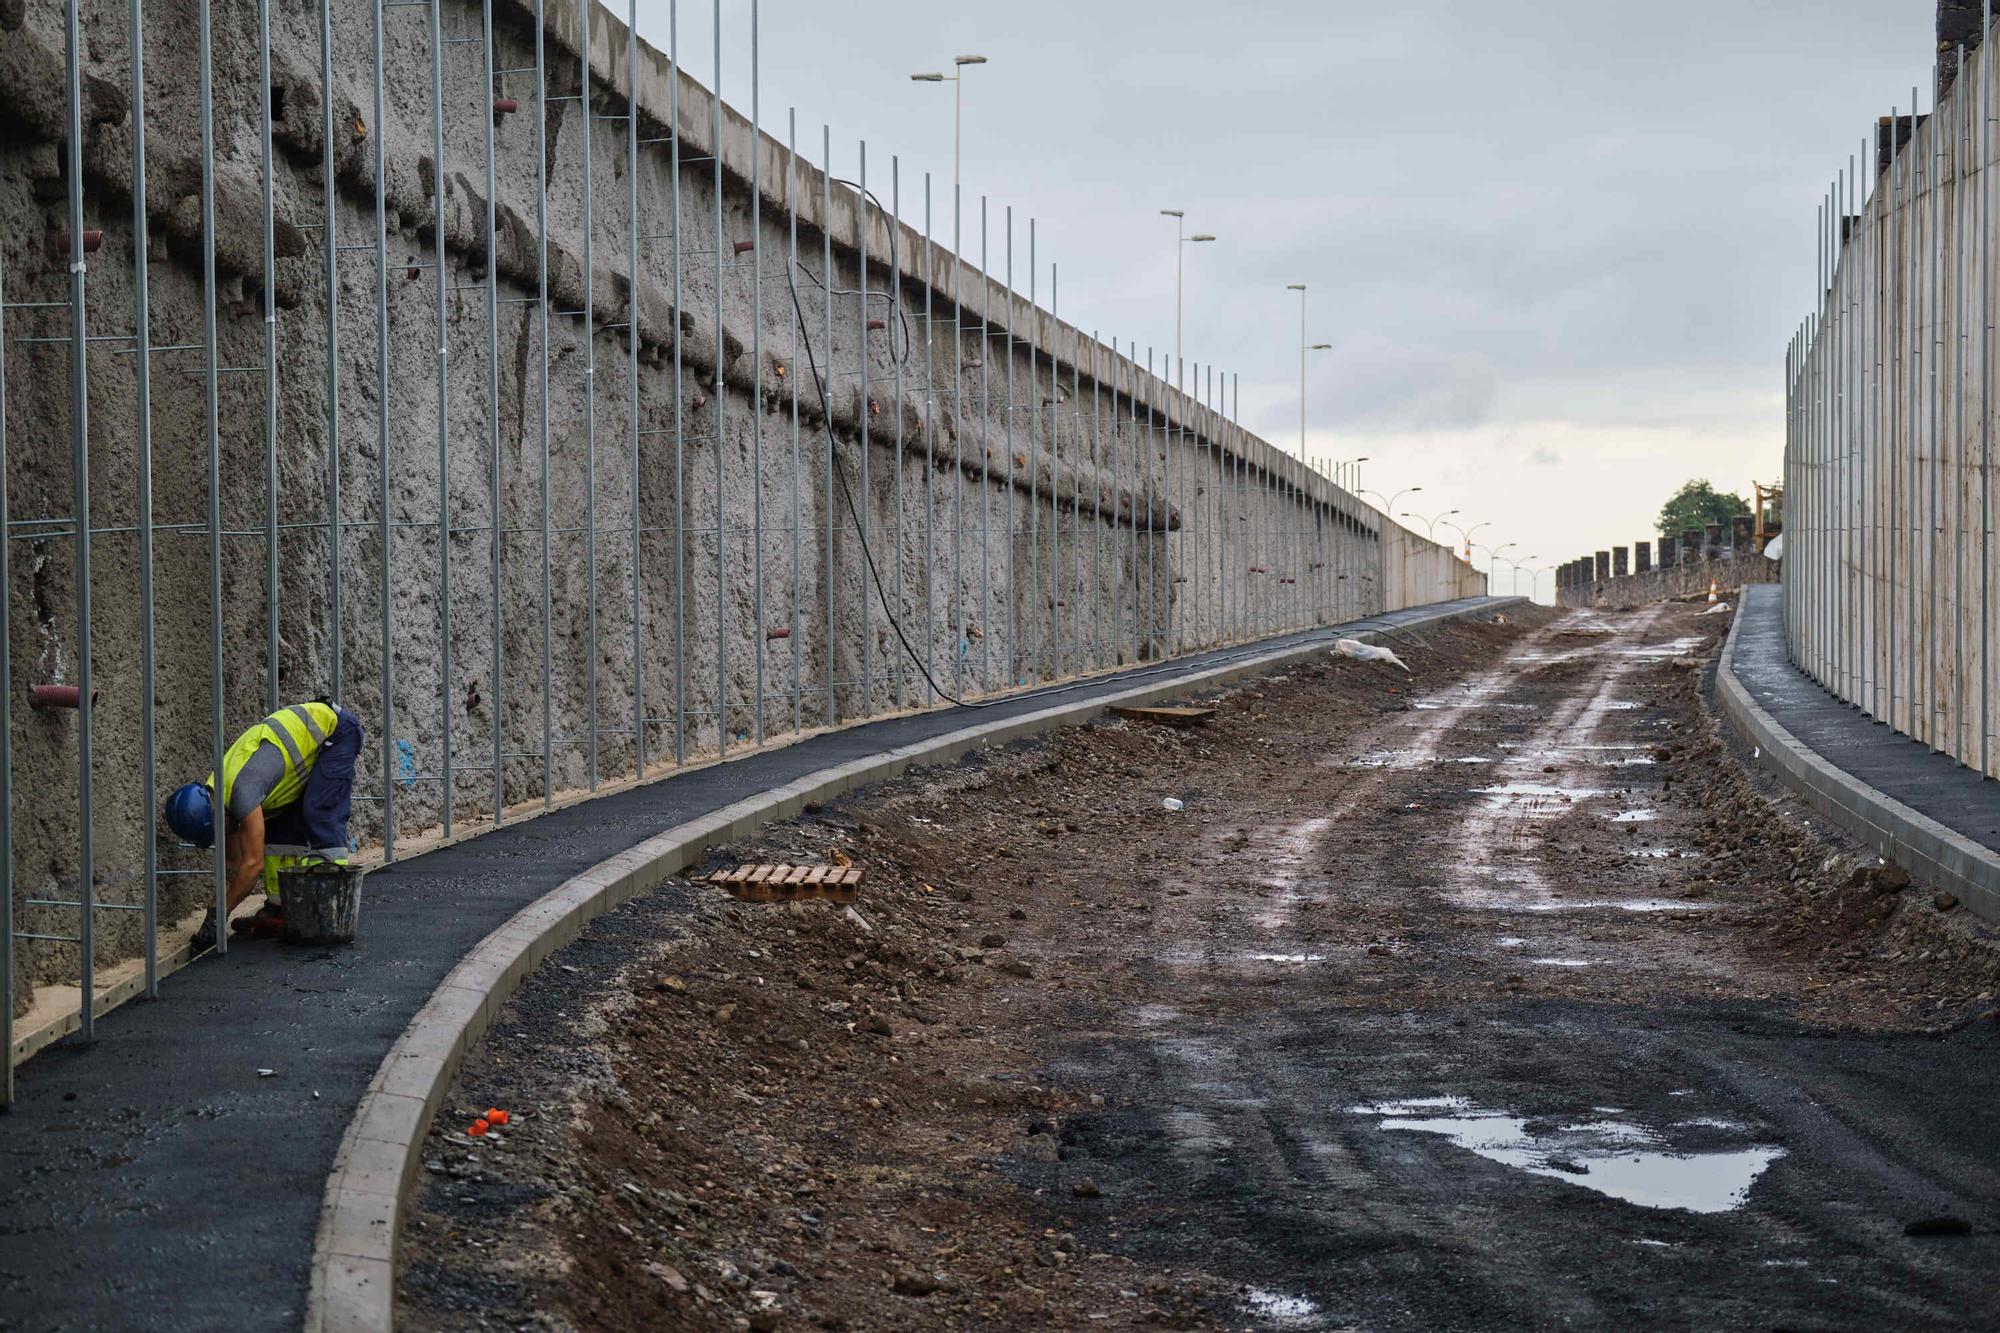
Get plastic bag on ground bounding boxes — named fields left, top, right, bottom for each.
left=1334, top=638, right=1411, bottom=673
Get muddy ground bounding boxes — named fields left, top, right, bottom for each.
left=396, top=607, right=2000, bottom=1331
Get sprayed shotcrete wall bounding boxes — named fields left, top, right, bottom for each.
left=1787, top=22, right=1999, bottom=784
left=0, top=0, right=1483, bottom=1030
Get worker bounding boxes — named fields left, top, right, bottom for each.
left=161, top=699, right=363, bottom=952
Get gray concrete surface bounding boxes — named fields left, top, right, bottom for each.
left=1560, top=550, right=1777, bottom=609
left=1718, top=585, right=2000, bottom=924
left=0, top=597, right=1515, bottom=1333
left=1, top=0, right=1481, bottom=1021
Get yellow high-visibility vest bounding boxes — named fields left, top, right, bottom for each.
left=207, top=701, right=341, bottom=815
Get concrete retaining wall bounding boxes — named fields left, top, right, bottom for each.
left=1559, top=552, right=1778, bottom=609
left=1788, top=31, right=2000, bottom=780
left=0, top=0, right=1478, bottom=1018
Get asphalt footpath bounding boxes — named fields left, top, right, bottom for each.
left=1727, top=585, right=2000, bottom=868
left=0, top=599, right=1512, bottom=1333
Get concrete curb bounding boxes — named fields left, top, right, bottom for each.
left=1714, top=601, right=2000, bottom=926
left=303, top=599, right=1521, bottom=1331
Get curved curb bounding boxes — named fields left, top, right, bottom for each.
left=303, top=599, right=1521, bottom=1331
left=1714, top=596, right=2000, bottom=926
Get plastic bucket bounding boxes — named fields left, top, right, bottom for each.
left=278, top=861, right=366, bottom=945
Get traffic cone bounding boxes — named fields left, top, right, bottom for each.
left=1707, top=578, right=1719, bottom=603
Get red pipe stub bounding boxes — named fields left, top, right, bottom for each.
left=866, top=319, right=886, bottom=331
left=30, top=684, right=98, bottom=710
left=766, top=626, right=792, bottom=641
left=56, top=229, right=104, bottom=255
left=493, top=97, right=520, bottom=114
left=733, top=240, right=756, bottom=255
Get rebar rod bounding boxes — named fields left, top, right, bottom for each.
left=749, top=0, right=764, bottom=745
left=430, top=0, right=454, bottom=834
left=203, top=0, right=230, bottom=929
left=629, top=0, right=646, bottom=773
left=485, top=0, right=504, bottom=824
left=259, top=0, right=280, bottom=714
left=536, top=0, right=554, bottom=809
left=132, top=0, right=158, bottom=998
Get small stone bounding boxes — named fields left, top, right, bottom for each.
left=1013, top=1133, right=1061, bottom=1163
left=1071, top=1177, right=1102, bottom=1198
left=995, top=958, right=1034, bottom=979
left=1009, top=908, right=1028, bottom=921
left=891, top=1268, right=940, bottom=1296
left=980, top=933, right=1007, bottom=950
left=653, top=976, right=686, bottom=994
left=1933, top=892, right=1959, bottom=912
left=862, top=1013, right=894, bottom=1037
left=1365, top=944, right=1391, bottom=958
left=1871, top=863, right=1911, bottom=893
left=645, top=1261, right=690, bottom=1293
left=1904, top=1216, right=1971, bottom=1237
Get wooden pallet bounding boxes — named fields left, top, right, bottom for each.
left=707, top=863, right=864, bottom=903
left=1109, top=704, right=1217, bottom=728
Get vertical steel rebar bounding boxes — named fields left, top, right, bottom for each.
left=430, top=0, right=454, bottom=834
left=581, top=0, right=599, bottom=787
left=259, top=0, right=279, bottom=715
left=322, top=0, right=342, bottom=705
left=890, top=159, right=904, bottom=709
left=950, top=182, right=965, bottom=699
left=202, top=0, right=229, bottom=934
left=750, top=0, right=764, bottom=744
left=536, top=0, right=553, bottom=808
left=486, top=0, right=503, bottom=821
left=670, top=0, right=685, bottom=763
left=858, top=142, right=872, bottom=714
left=62, top=0, right=94, bottom=1032
left=132, top=0, right=157, bottom=997
left=711, top=2, right=726, bottom=751
left=921, top=173, right=936, bottom=706
left=373, top=0, right=395, bottom=860
left=821, top=126, right=835, bottom=726
left=1049, top=263, right=1061, bottom=677
left=1028, top=226, right=1040, bottom=679
left=789, top=110, right=803, bottom=733
left=1984, top=5, right=1996, bottom=774
left=629, top=0, right=646, bottom=772
left=1004, top=209, right=1015, bottom=683
left=979, top=198, right=991, bottom=691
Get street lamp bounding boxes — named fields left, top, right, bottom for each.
left=1401, top=506, right=1458, bottom=540
left=1478, top=541, right=1518, bottom=582
left=1360, top=486, right=1420, bottom=515
left=1335, top=453, right=1368, bottom=494
left=1161, top=211, right=1216, bottom=371
left=910, top=54, right=987, bottom=193
left=1441, top=519, right=1489, bottom=559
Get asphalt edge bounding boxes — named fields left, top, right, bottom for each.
left=303, top=597, right=1522, bottom=1332
left=1714, top=593, right=2000, bottom=927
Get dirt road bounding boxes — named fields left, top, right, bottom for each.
left=398, top=607, right=2000, bottom=1331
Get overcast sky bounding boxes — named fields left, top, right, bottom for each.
left=631, top=0, right=1935, bottom=599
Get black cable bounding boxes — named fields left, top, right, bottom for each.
left=783, top=177, right=1471, bottom=708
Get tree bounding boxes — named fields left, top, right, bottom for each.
left=1656, top=479, right=1749, bottom=538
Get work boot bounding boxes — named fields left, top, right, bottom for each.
left=232, top=901, right=285, bottom=939
left=191, top=907, right=219, bottom=954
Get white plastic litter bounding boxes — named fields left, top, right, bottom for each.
left=1334, top=638, right=1411, bottom=673
left=1702, top=602, right=1732, bottom=615
left=1162, top=797, right=1185, bottom=812
left=1763, top=533, right=1784, bottom=561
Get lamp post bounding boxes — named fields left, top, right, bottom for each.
left=1360, top=486, right=1420, bottom=516
left=1286, top=284, right=1308, bottom=455
left=1334, top=454, right=1368, bottom=494
left=1402, top=506, right=1458, bottom=540
left=1161, top=210, right=1215, bottom=371
left=1472, top=540, right=1516, bottom=583
left=1441, top=519, right=1488, bottom=560
left=909, top=54, right=987, bottom=193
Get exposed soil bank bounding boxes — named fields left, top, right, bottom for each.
left=398, top=606, right=2000, bottom=1331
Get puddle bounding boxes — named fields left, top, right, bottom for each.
left=1530, top=957, right=1593, bottom=967
left=1607, top=809, right=1658, bottom=823
left=1621, top=636, right=1707, bottom=660
left=1496, top=936, right=1528, bottom=947
left=1604, top=700, right=1641, bottom=710
left=1475, top=782, right=1603, bottom=798
left=1514, top=899, right=1710, bottom=914
left=1247, top=953, right=1327, bottom=964
left=1243, top=1289, right=1319, bottom=1322
left=1353, top=1098, right=1783, bottom=1213
left=1627, top=847, right=1675, bottom=858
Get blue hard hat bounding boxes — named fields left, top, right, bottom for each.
left=164, top=782, right=215, bottom=848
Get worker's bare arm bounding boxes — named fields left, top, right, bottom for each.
left=224, top=806, right=266, bottom=913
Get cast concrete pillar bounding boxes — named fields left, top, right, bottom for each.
left=1681, top=529, right=1702, bottom=566
left=1730, top=515, right=1753, bottom=553
left=1658, top=534, right=1676, bottom=567
left=1703, top=523, right=1723, bottom=561
left=1612, top=547, right=1629, bottom=577
left=1595, top=550, right=1610, bottom=581
left=1635, top=541, right=1652, bottom=573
